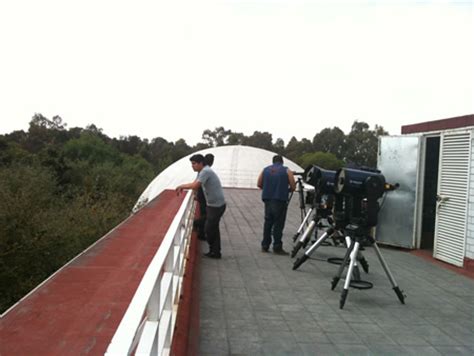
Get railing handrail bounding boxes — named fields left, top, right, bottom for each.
left=105, top=190, right=195, bottom=356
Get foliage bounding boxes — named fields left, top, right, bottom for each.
left=299, top=151, right=344, bottom=170
left=0, top=116, right=156, bottom=313
left=344, top=121, right=388, bottom=167
left=312, top=127, right=346, bottom=159
left=202, top=126, right=231, bottom=147
left=285, top=137, right=313, bottom=163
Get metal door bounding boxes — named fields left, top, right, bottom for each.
left=433, top=131, right=470, bottom=267
left=376, top=135, right=423, bottom=248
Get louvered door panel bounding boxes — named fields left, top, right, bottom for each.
left=434, top=132, right=470, bottom=266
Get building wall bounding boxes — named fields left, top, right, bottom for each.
left=466, top=138, right=474, bottom=260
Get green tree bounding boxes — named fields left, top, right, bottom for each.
left=284, top=137, right=313, bottom=162
left=148, top=137, right=173, bottom=173
left=202, top=127, right=231, bottom=147
left=344, top=121, right=388, bottom=167
left=24, top=114, right=68, bottom=153
left=312, top=127, right=346, bottom=160
left=299, top=151, right=344, bottom=170
left=63, top=133, right=121, bottom=165
left=227, top=132, right=245, bottom=145
left=171, top=139, right=192, bottom=162
left=0, top=164, right=62, bottom=312
left=242, top=131, right=274, bottom=151
left=273, top=138, right=285, bottom=155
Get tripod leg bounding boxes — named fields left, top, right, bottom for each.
left=340, top=241, right=360, bottom=309
left=292, top=227, right=334, bottom=269
left=300, top=207, right=307, bottom=226
left=357, top=251, right=369, bottom=273
left=291, top=219, right=316, bottom=258
left=372, top=242, right=406, bottom=304
left=344, top=236, right=360, bottom=275
left=303, top=223, right=317, bottom=248
left=292, top=208, right=313, bottom=242
left=331, top=229, right=342, bottom=246
left=344, top=236, right=361, bottom=280
left=331, top=237, right=355, bottom=290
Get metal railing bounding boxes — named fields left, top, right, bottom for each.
left=105, top=190, right=195, bottom=356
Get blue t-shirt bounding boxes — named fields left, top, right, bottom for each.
left=197, top=166, right=226, bottom=207
left=261, top=163, right=290, bottom=202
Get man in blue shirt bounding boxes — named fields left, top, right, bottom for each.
left=176, top=154, right=226, bottom=259
left=257, top=155, right=296, bottom=255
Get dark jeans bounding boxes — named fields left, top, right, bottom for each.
left=205, top=204, right=226, bottom=255
left=195, top=187, right=207, bottom=239
left=262, top=200, right=288, bottom=250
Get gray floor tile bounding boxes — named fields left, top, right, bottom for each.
left=334, top=344, right=372, bottom=355
left=298, top=343, right=338, bottom=356
left=402, top=345, right=443, bottom=355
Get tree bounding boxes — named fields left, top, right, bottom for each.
left=284, top=137, right=313, bottom=163
left=62, top=133, right=121, bottom=165
left=242, top=131, right=274, bottom=151
left=113, top=135, right=146, bottom=156
left=344, top=121, right=387, bottom=167
left=171, top=139, right=192, bottom=162
left=24, top=114, right=67, bottom=153
left=227, top=132, right=245, bottom=145
left=202, top=127, right=231, bottom=147
left=299, top=151, right=344, bottom=170
left=312, top=127, right=346, bottom=160
left=273, top=138, right=285, bottom=155
left=148, top=137, right=173, bottom=173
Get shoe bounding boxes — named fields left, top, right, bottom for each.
left=197, top=234, right=206, bottom=241
left=273, top=248, right=289, bottom=256
left=204, top=252, right=221, bottom=259
left=261, top=247, right=269, bottom=253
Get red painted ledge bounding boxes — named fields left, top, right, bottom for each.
left=0, top=190, right=185, bottom=356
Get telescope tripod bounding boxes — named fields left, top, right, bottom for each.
left=291, top=211, right=342, bottom=258
left=292, top=224, right=368, bottom=275
left=330, top=226, right=406, bottom=309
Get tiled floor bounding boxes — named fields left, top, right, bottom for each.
left=199, top=189, right=474, bottom=355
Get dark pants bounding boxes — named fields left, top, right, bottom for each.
left=262, top=200, right=288, bottom=250
left=194, top=187, right=207, bottom=240
left=205, top=204, right=226, bottom=255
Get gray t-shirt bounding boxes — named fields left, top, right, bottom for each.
left=197, top=166, right=226, bottom=207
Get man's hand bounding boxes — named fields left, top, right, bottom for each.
left=176, top=185, right=184, bottom=195
left=176, top=180, right=201, bottom=195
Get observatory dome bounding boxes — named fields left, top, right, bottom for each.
left=134, top=145, right=303, bottom=211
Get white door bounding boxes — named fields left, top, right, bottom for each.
left=433, top=131, right=471, bottom=267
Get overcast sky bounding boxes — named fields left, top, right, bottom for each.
left=0, top=0, right=472, bottom=145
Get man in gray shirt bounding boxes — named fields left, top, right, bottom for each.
left=176, top=154, right=226, bottom=259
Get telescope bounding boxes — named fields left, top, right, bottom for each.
left=334, top=168, right=385, bottom=198
left=303, top=165, right=336, bottom=195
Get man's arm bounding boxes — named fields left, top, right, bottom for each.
left=176, top=180, right=201, bottom=194
left=287, top=170, right=296, bottom=192
left=257, top=171, right=263, bottom=189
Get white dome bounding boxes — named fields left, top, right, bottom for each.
left=134, top=145, right=303, bottom=211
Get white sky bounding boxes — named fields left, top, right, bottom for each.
left=0, top=0, right=473, bottom=145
